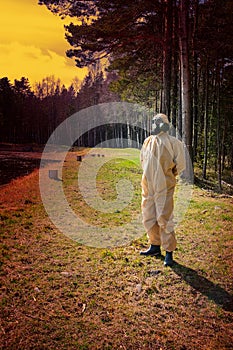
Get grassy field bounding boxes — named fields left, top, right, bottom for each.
left=0, top=148, right=233, bottom=350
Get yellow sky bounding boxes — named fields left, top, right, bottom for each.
left=0, top=0, right=87, bottom=88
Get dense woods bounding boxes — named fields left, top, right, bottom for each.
left=0, top=71, right=120, bottom=145
left=0, top=0, right=232, bottom=188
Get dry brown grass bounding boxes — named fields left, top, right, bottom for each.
left=0, top=151, right=233, bottom=350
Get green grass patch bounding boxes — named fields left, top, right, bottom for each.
left=62, top=148, right=142, bottom=228
left=0, top=148, right=233, bottom=350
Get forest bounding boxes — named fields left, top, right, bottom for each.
left=0, top=0, right=232, bottom=189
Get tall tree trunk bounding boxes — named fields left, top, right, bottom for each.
left=193, top=52, right=198, bottom=161
left=216, top=71, right=222, bottom=191
left=162, top=0, right=173, bottom=117
left=192, top=0, right=199, bottom=161
left=202, top=63, right=209, bottom=180
left=171, top=3, right=179, bottom=135
left=179, top=0, right=193, bottom=162
left=177, top=72, right=183, bottom=140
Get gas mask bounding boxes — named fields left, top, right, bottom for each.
left=151, top=115, right=170, bottom=135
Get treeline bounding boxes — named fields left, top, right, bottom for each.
left=38, top=0, right=233, bottom=187
left=0, top=71, right=120, bottom=145
left=1, top=0, right=232, bottom=188
left=105, top=0, right=233, bottom=181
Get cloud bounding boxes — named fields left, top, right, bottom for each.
left=0, top=0, right=87, bottom=86
left=0, top=0, right=68, bottom=52
left=0, top=42, right=87, bottom=87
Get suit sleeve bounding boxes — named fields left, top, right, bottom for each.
left=140, top=137, right=151, bottom=169
left=173, top=139, right=186, bottom=174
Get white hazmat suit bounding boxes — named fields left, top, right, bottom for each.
left=140, top=114, right=186, bottom=253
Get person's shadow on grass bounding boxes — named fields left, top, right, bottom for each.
left=171, top=262, right=233, bottom=312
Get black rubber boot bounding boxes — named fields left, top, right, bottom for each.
left=140, top=245, right=161, bottom=256
left=164, top=251, right=173, bottom=266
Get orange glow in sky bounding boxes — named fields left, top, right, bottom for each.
left=0, top=0, right=87, bottom=87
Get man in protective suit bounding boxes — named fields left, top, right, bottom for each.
left=140, top=113, right=186, bottom=266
